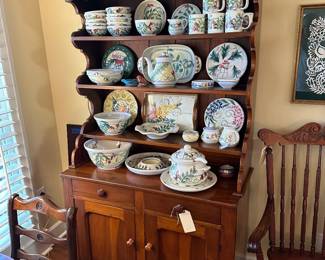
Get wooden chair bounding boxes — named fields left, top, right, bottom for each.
left=8, top=193, right=77, bottom=260
left=248, top=123, right=325, bottom=259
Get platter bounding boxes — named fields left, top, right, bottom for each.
left=138, top=44, right=201, bottom=84
left=204, top=98, right=245, bottom=131
left=125, top=152, right=171, bottom=176
left=102, top=44, right=135, bottom=78
left=103, top=90, right=138, bottom=126
left=160, top=170, right=217, bottom=192
left=206, top=42, right=248, bottom=81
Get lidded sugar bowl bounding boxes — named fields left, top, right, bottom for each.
left=169, top=145, right=211, bottom=187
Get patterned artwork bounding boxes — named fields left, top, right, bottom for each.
left=143, top=93, right=198, bottom=131
left=294, top=5, right=325, bottom=103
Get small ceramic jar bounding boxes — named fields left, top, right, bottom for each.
left=169, top=145, right=211, bottom=187
left=189, top=14, right=206, bottom=34
left=182, top=130, right=199, bottom=142
left=208, top=13, right=225, bottom=33
left=219, top=127, right=240, bottom=149
left=201, top=127, right=221, bottom=144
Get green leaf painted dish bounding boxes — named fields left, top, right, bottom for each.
left=102, top=44, right=135, bottom=78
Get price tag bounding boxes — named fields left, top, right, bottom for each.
left=179, top=210, right=196, bottom=233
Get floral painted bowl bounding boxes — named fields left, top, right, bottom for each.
left=94, top=112, right=131, bottom=135
left=107, top=17, right=132, bottom=23
left=216, top=79, right=239, bottom=89
left=135, top=19, right=162, bottom=36
left=106, top=6, right=132, bottom=14
left=86, top=69, right=123, bottom=85
left=84, top=139, right=132, bottom=170
left=107, top=25, right=132, bottom=36
left=86, top=27, right=107, bottom=36
left=191, top=80, right=214, bottom=89
left=86, top=18, right=107, bottom=24
left=135, top=122, right=179, bottom=139
left=84, top=10, right=106, bottom=20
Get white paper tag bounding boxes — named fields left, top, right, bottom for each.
left=179, top=210, right=196, bottom=233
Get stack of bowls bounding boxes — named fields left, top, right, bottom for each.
left=85, top=10, right=107, bottom=36
left=106, top=7, right=132, bottom=36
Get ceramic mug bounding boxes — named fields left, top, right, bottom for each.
left=189, top=14, right=206, bottom=35
left=225, top=10, right=253, bottom=32
left=208, top=13, right=225, bottom=33
left=203, top=0, right=226, bottom=14
left=226, top=0, right=249, bottom=10
left=167, top=19, right=186, bottom=35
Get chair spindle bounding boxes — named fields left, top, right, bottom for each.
left=311, top=145, right=322, bottom=256
left=300, top=144, right=311, bottom=254
left=290, top=144, right=297, bottom=252
left=280, top=145, right=285, bottom=250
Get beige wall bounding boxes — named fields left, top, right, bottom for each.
left=3, top=0, right=63, bottom=205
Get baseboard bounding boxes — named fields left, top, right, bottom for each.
left=236, top=253, right=256, bottom=260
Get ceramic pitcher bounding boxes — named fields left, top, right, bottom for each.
left=203, top=0, right=226, bottom=14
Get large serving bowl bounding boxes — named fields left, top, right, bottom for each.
left=94, top=112, right=131, bottom=135
left=84, top=139, right=132, bottom=170
left=106, top=6, right=131, bottom=14
left=135, top=19, right=162, bottom=36
left=135, top=122, right=179, bottom=140
left=86, top=69, right=123, bottom=85
left=107, top=25, right=132, bottom=36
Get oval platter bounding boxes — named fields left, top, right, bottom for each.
left=102, top=44, right=135, bottom=78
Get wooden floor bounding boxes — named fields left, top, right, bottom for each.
left=48, top=245, right=68, bottom=260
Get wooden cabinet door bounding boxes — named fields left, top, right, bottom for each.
left=144, top=212, right=222, bottom=260
left=74, top=199, right=136, bottom=260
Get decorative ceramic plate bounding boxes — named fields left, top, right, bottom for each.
left=135, top=0, right=166, bottom=33
left=138, top=44, right=202, bottom=84
left=125, top=152, right=171, bottom=176
left=171, top=3, right=201, bottom=28
left=160, top=170, right=217, bottom=193
left=102, top=45, right=135, bottom=78
left=103, top=90, right=138, bottom=126
left=204, top=98, right=245, bottom=131
left=206, top=42, right=248, bottom=81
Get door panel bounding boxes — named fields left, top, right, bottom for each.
left=144, top=213, right=222, bottom=260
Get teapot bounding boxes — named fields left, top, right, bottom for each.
left=169, top=145, right=211, bottom=187
left=143, top=52, right=177, bottom=87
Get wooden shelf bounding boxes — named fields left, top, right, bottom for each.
left=71, top=31, right=252, bottom=42
left=82, top=130, right=242, bottom=158
left=77, top=84, right=248, bottom=96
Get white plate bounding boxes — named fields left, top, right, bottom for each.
left=134, top=0, right=166, bottom=33
left=125, top=152, right=171, bottom=175
left=172, top=3, right=201, bottom=28
left=206, top=42, right=248, bottom=81
left=160, top=170, right=217, bottom=192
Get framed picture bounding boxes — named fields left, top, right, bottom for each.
left=142, top=93, right=198, bottom=132
left=293, top=4, right=325, bottom=103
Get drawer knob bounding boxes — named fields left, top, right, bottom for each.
left=97, top=189, right=107, bottom=197
left=145, top=242, right=153, bottom=251
left=126, top=238, right=134, bottom=247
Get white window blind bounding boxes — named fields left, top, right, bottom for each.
left=0, top=2, right=34, bottom=252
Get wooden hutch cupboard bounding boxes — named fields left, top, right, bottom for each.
left=61, top=0, right=260, bottom=259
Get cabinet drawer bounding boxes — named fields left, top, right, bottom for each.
left=72, top=180, right=134, bottom=207
left=144, top=193, right=221, bottom=225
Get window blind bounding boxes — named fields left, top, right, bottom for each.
left=0, top=2, right=34, bottom=252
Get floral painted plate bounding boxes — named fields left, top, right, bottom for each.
left=171, top=3, right=201, bottom=29
left=160, top=170, right=217, bottom=193
left=103, top=90, right=138, bottom=126
left=138, top=44, right=202, bottom=84
left=125, top=152, right=171, bottom=176
left=206, top=42, right=248, bottom=81
left=204, top=98, right=245, bottom=131
left=102, top=45, right=135, bottom=78
left=135, top=0, right=166, bottom=33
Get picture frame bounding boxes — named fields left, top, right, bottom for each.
left=142, top=93, right=198, bottom=132
left=293, top=4, right=325, bottom=104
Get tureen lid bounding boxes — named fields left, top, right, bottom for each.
left=171, top=145, right=207, bottom=162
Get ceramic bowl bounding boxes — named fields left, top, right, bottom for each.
left=86, top=69, right=123, bottom=85
left=121, top=79, right=138, bottom=86
left=125, top=152, right=171, bottom=176
left=107, top=26, right=132, bottom=36
left=191, top=80, right=214, bottom=89
left=106, top=6, right=132, bottom=14
left=84, top=139, right=132, bottom=170
left=135, top=122, right=179, bottom=140
left=216, top=79, right=239, bottom=89
left=182, top=130, right=199, bottom=143
left=94, top=112, right=131, bottom=135
left=107, top=13, right=132, bottom=18
left=86, top=27, right=107, bottom=36
left=86, top=18, right=107, bottom=24
left=84, top=10, right=106, bottom=20
left=107, top=22, right=132, bottom=27
left=135, top=19, right=162, bottom=36
left=86, top=22, right=107, bottom=27
left=107, top=17, right=132, bottom=23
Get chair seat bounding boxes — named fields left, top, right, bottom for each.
left=268, top=248, right=325, bottom=260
